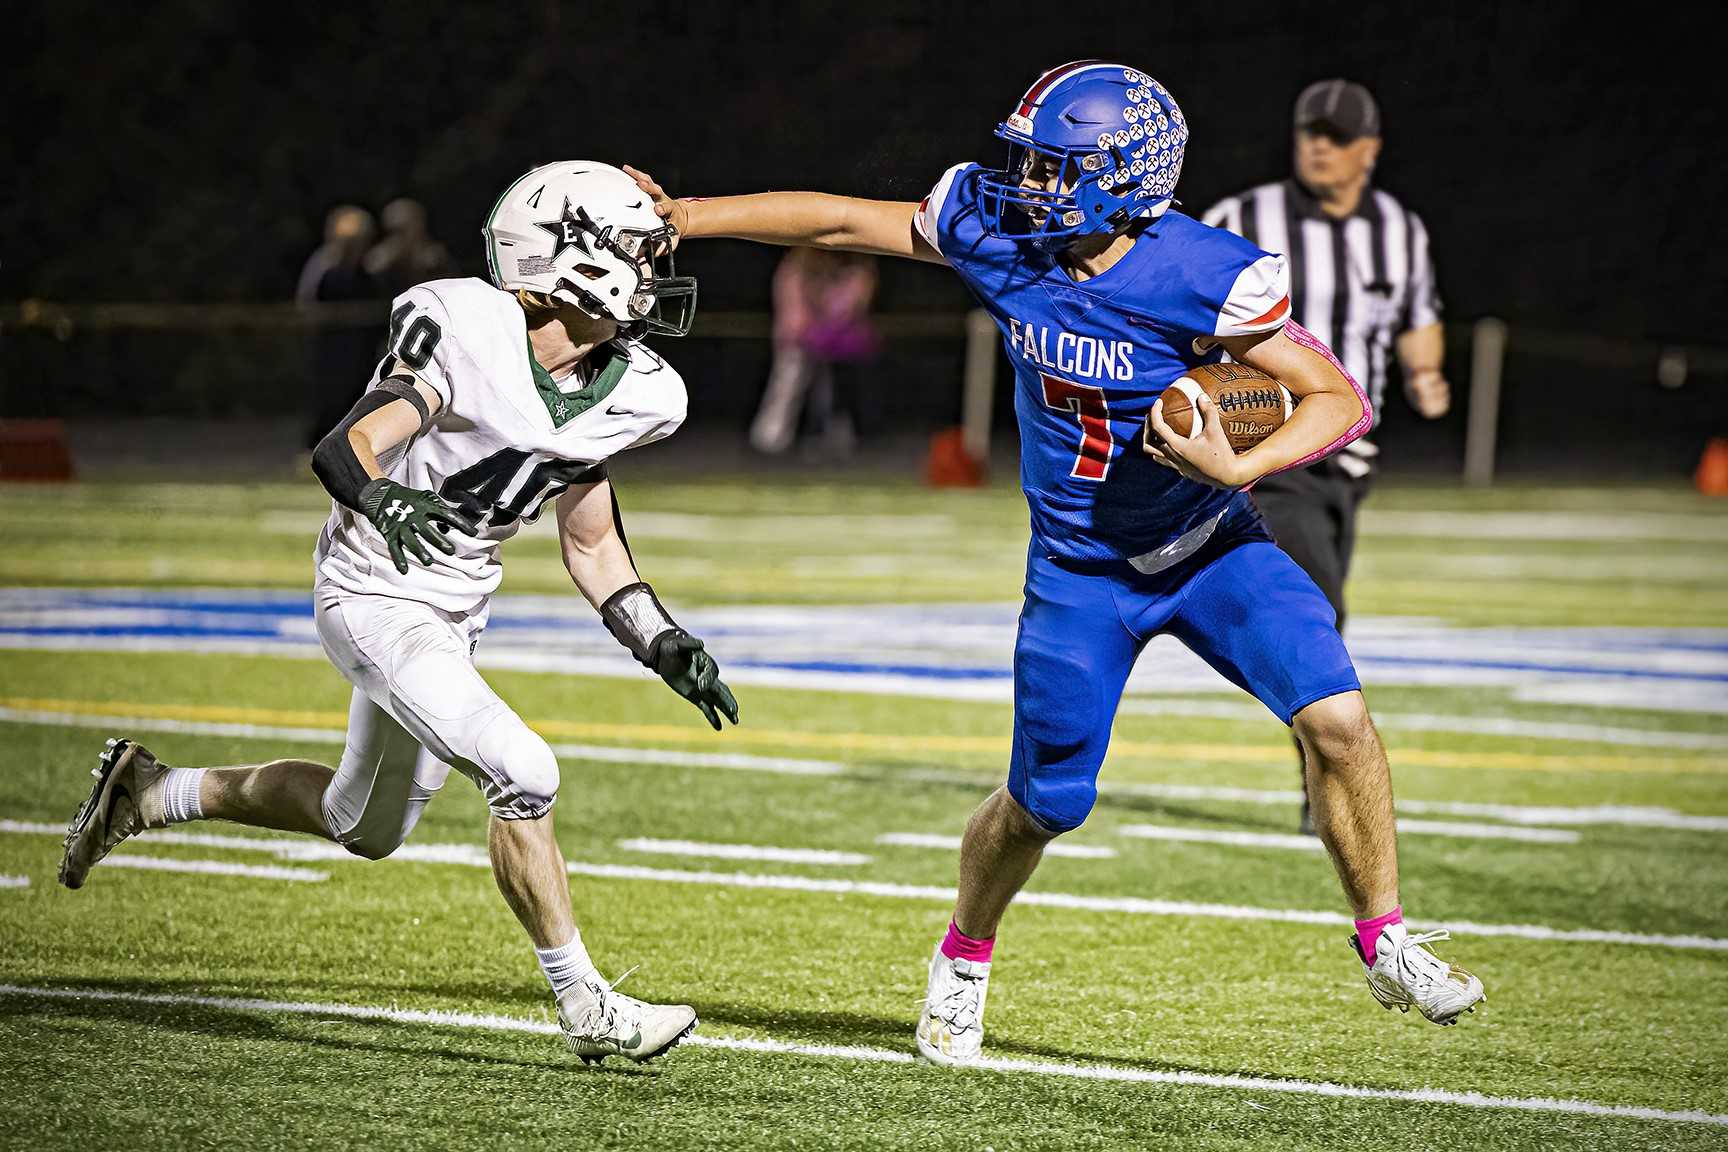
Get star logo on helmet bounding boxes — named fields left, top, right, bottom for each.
left=534, top=198, right=600, bottom=262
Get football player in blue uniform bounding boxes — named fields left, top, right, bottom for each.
left=628, top=60, right=1485, bottom=1061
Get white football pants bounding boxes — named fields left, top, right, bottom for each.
left=311, top=582, right=560, bottom=859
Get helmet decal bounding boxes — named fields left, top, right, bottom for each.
left=533, top=199, right=605, bottom=261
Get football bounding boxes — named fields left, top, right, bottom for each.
left=1149, top=362, right=1294, bottom=453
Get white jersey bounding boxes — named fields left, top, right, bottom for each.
left=316, top=278, right=687, bottom=613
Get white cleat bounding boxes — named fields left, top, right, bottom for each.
left=557, top=969, right=697, bottom=1065
left=59, top=738, right=169, bottom=890
left=915, top=943, right=990, bottom=1066
left=1354, top=922, right=1486, bottom=1026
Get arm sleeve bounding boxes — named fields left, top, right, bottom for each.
left=310, top=389, right=411, bottom=512
left=386, top=286, right=460, bottom=412
left=912, top=163, right=969, bottom=260
left=1214, top=253, right=1291, bottom=337
left=1403, top=210, right=1442, bottom=330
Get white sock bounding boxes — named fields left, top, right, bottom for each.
left=535, top=930, right=596, bottom=999
left=160, top=768, right=207, bottom=825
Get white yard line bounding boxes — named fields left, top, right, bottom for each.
left=1, top=820, right=1714, bottom=949
left=1358, top=510, right=1728, bottom=542
left=1093, top=783, right=1728, bottom=832
left=102, top=856, right=327, bottom=882
left=1118, top=821, right=1579, bottom=850
left=1375, top=714, right=1728, bottom=751
left=0, top=707, right=348, bottom=747
left=1120, top=825, right=1326, bottom=852
left=1396, top=819, right=1580, bottom=844
left=1512, top=682, right=1728, bottom=716
left=547, top=744, right=844, bottom=776
left=0, top=983, right=1721, bottom=1128
left=0, top=706, right=845, bottom=776
left=0, top=875, right=28, bottom=889
left=1119, top=699, right=1728, bottom=751
left=876, top=832, right=1117, bottom=859
left=13, top=703, right=1712, bottom=834
left=616, top=839, right=872, bottom=866
left=553, top=869, right=1728, bottom=950
left=1355, top=553, right=1728, bottom=584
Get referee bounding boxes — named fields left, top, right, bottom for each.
left=1204, top=79, right=1451, bottom=834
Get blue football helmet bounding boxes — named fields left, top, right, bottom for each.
left=977, top=61, right=1190, bottom=245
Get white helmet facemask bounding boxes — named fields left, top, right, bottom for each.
left=483, top=161, right=697, bottom=337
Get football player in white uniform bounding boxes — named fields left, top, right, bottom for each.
left=58, top=162, right=737, bottom=1065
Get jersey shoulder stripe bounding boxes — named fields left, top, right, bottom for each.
left=1214, top=253, right=1290, bottom=337
left=915, top=162, right=974, bottom=259
left=915, top=162, right=1026, bottom=274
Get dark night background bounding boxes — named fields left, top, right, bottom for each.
left=4, top=0, right=1727, bottom=474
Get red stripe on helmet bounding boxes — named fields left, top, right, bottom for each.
left=1016, top=58, right=1110, bottom=117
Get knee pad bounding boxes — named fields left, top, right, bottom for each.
left=319, top=786, right=408, bottom=861
left=1006, top=767, right=1097, bottom=835
left=475, top=714, right=560, bottom=820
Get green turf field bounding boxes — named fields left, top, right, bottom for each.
left=2, top=478, right=1725, bottom=1150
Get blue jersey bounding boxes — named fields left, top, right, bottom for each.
left=916, top=163, right=1293, bottom=566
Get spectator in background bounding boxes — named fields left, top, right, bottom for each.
left=365, top=197, right=456, bottom=298
left=750, top=247, right=879, bottom=457
left=297, top=205, right=383, bottom=451
left=1204, top=79, right=1450, bottom=834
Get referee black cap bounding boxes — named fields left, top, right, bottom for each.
left=1293, top=79, right=1380, bottom=140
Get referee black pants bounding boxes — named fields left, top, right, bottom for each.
left=1249, top=460, right=1371, bottom=632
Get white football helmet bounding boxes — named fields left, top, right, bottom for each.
left=483, top=161, right=696, bottom=337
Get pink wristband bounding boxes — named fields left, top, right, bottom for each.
left=1275, top=320, right=1372, bottom=473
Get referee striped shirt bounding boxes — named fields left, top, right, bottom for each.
left=1202, top=179, right=1441, bottom=475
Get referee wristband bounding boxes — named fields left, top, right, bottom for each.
left=599, top=582, right=679, bottom=666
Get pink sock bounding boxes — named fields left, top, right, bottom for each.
left=940, top=920, right=994, bottom=964
left=1354, top=906, right=1403, bottom=966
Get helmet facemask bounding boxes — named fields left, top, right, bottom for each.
left=979, top=140, right=1119, bottom=244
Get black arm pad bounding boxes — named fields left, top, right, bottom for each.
left=310, top=379, right=429, bottom=512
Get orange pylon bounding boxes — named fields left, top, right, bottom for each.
left=1696, top=438, right=1728, bottom=495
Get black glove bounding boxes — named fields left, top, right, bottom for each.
left=359, top=477, right=480, bottom=574
left=648, top=630, right=740, bottom=731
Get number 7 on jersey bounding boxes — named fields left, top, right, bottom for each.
left=1041, top=373, right=1113, bottom=481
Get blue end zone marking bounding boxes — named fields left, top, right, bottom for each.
left=74, top=596, right=314, bottom=618
left=2, top=590, right=1725, bottom=689
left=0, top=625, right=289, bottom=640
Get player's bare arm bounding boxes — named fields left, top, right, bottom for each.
left=556, top=476, right=641, bottom=608
left=309, top=368, right=478, bottom=573
left=558, top=477, right=741, bottom=732
left=1145, top=327, right=1369, bottom=489
left=623, top=164, right=944, bottom=263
